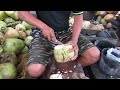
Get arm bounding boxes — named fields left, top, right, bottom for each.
left=18, top=11, right=48, bottom=31
left=66, top=11, right=83, bottom=61
left=18, top=11, right=62, bottom=44
left=72, top=14, right=83, bottom=43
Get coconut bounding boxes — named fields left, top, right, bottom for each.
left=22, top=21, right=32, bottom=30
left=3, top=38, right=25, bottom=55
left=106, top=11, right=114, bottom=14
left=0, top=46, right=3, bottom=54
left=18, top=31, right=26, bottom=40
left=7, top=21, right=21, bottom=28
left=104, top=14, right=115, bottom=22
left=5, top=11, right=15, bottom=15
left=99, top=11, right=107, bottom=17
left=54, top=45, right=75, bottom=63
left=0, top=32, right=4, bottom=39
left=0, top=11, right=8, bottom=20
left=0, top=33, right=4, bottom=47
left=21, top=46, right=29, bottom=54
left=95, top=11, right=100, bottom=16
left=0, top=63, right=17, bottom=79
left=96, top=16, right=102, bottom=22
left=0, top=52, right=18, bottom=66
left=100, top=18, right=107, bottom=25
left=106, top=22, right=112, bottom=29
left=25, top=29, right=32, bottom=36
left=15, top=24, right=26, bottom=31
left=4, top=17, right=15, bottom=24
left=24, top=36, right=33, bottom=46
left=12, top=11, right=19, bottom=20
left=82, top=20, right=91, bottom=29
left=5, top=11, right=19, bottom=20
left=0, top=21, right=7, bottom=30
left=4, top=27, right=19, bottom=39
left=0, top=73, right=3, bottom=79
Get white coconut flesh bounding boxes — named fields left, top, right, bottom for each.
left=50, top=74, right=63, bottom=79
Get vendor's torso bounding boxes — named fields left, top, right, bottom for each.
left=36, top=11, right=71, bottom=32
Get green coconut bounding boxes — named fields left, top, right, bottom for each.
left=0, top=73, right=3, bottom=79
left=3, top=38, right=25, bottom=54
left=5, top=11, right=19, bottom=20
left=24, top=36, right=33, bottom=46
left=96, top=16, right=102, bottom=22
left=25, top=29, right=32, bottom=36
left=21, top=46, right=29, bottom=54
left=4, top=17, right=15, bottom=24
left=0, top=21, right=7, bottom=30
left=0, top=11, right=8, bottom=21
left=22, top=21, right=32, bottom=30
left=100, top=18, right=107, bottom=26
left=0, top=46, right=3, bottom=54
left=0, top=63, right=17, bottom=79
left=54, top=45, right=75, bottom=63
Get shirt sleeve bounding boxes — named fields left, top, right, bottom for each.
left=72, top=11, right=83, bottom=15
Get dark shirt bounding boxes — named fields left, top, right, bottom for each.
left=36, top=11, right=83, bottom=32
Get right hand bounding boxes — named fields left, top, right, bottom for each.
left=41, top=25, right=62, bottom=45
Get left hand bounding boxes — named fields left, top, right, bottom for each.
left=65, top=40, right=79, bottom=62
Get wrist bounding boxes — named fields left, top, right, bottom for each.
left=71, top=38, right=78, bottom=44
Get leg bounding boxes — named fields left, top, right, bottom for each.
left=76, top=47, right=100, bottom=67
left=76, top=35, right=100, bottom=67
left=27, top=29, right=52, bottom=78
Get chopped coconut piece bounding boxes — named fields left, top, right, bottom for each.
left=74, top=65, right=76, bottom=68
left=57, top=71, right=61, bottom=74
left=69, top=70, right=73, bottom=73
left=64, top=71, right=68, bottom=73
left=50, top=74, right=63, bottom=79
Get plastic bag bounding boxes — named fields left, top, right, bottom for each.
left=106, top=48, right=120, bottom=62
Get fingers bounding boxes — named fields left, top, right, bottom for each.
left=48, top=34, right=51, bottom=41
left=71, top=48, right=78, bottom=61
left=50, top=31, right=63, bottom=45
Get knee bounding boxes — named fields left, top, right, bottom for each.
left=28, top=64, right=45, bottom=78
left=88, top=47, right=100, bottom=63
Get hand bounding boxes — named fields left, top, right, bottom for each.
left=65, top=40, right=79, bottom=62
left=41, top=25, right=62, bottom=45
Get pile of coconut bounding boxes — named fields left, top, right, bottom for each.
left=69, top=11, right=118, bottom=31
left=0, top=11, right=33, bottom=79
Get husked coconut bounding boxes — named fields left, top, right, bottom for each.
left=54, top=44, right=75, bottom=63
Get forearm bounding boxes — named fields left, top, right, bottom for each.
left=18, top=11, right=48, bottom=30
left=72, top=15, right=83, bottom=43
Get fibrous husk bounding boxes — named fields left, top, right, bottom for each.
left=0, top=52, right=18, bottom=66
